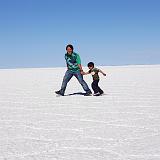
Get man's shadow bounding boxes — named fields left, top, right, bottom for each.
left=65, top=92, right=86, bottom=96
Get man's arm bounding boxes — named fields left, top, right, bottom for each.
left=78, top=64, right=85, bottom=74
left=78, top=64, right=83, bottom=71
left=66, top=64, right=69, bottom=70
left=76, top=54, right=85, bottom=74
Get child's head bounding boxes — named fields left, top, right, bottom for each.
left=87, top=62, right=94, bottom=69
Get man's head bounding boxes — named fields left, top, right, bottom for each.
left=87, top=62, right=94, bottom=69
left=66, top=44, right=74, bottom=55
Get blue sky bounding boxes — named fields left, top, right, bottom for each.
left=0, top=0, right=160, bottom=68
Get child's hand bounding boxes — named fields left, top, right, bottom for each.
left=81, top=71, right=85, bottom=75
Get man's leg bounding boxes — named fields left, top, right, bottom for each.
left=56, top=70, right=73, bottom=95
left=74, top=71, right=91, bottom=93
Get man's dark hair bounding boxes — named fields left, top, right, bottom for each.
left=66, top=44, right=74, bottom=51
left=88, top=62, right=94, bottom=67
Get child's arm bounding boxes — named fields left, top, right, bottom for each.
left=99, top=69, right=106, bottom=76
left=82, top=71, right=90, bottom=75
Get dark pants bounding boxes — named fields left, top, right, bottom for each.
left=92, top=80, right=104, bottom=94
left=60, top=70, right=91, bottom=94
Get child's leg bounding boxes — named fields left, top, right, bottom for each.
left=91, top=80, right=99, bottom=93
left=97, top=80, right=104, bottom=94
left=98, top=87, right=104, bottom=94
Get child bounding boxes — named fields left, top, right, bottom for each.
left=83, top=62, right=106, bottom=96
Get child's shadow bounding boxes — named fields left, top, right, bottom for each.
left=65, top=92, right=85, bottom=96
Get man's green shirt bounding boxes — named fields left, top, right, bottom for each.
left=65, top=52, right=81, bottom=72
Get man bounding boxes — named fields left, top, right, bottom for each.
left=55, top=44, right=92, bottom=96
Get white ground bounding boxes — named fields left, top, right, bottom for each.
left=0, top=65, right=160, bottom=160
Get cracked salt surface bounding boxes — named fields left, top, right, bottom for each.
left=0, top=65, right=160, bottom=160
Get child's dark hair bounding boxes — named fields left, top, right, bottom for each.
left=66, top=44, right=74, bottom=51
left=88, top=62, right=94, bottom=67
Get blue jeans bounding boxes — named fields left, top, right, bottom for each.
left=60, top=70, right=91, bottom=94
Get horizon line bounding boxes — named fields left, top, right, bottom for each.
left=0, top=64, right=160, bottom=70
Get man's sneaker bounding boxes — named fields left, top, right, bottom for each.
left=84, top=91, right=92, bottom=96
left=55, top=90, right=64, bottom=96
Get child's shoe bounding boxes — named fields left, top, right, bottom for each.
left=93, top=92, right=101, bottom=96
left=99, top=91, right=104, bottom=95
